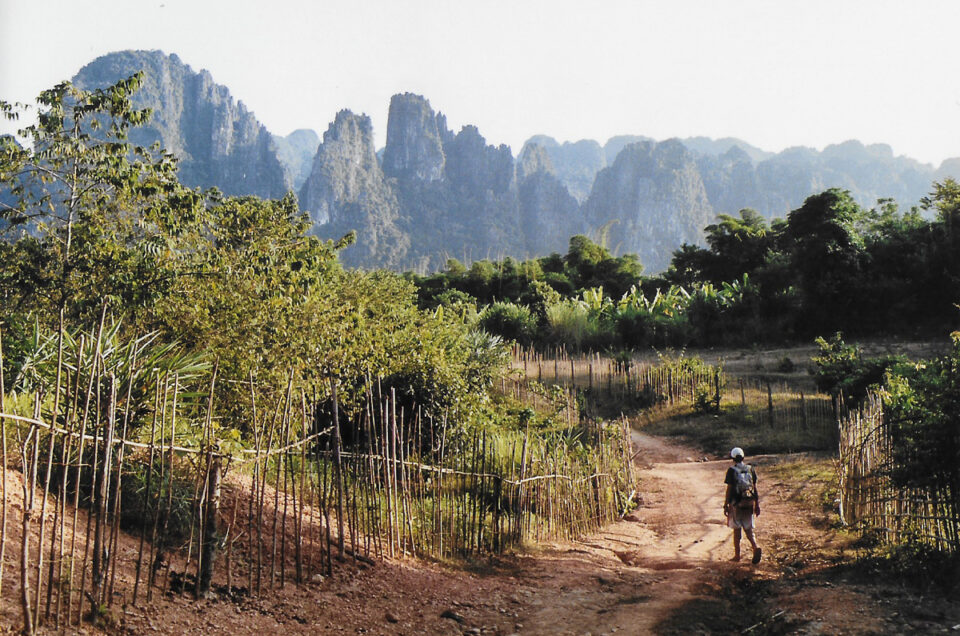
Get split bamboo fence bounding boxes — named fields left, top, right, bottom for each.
left=0, top=328, right=634, bottom=633
left=838, top=394, right=959, bottom=553
left=510, top=348, right=836, bottom=439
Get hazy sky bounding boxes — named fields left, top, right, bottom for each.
left=2, top=0, right=958, bottom=166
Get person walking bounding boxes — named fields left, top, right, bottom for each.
left=723, top=447, right=761, bottom=563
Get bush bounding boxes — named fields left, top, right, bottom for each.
left=545, top=300, right=596, bottom=350
left=812, top=333, right=904, bottom=405
left=478, top=302, right=538, bottom=346
left=776, top=356, right=796, bottom=373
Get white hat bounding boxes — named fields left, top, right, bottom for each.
left=730, top=447, right=744, bottom=459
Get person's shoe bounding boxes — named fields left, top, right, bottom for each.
left=730, top=554, right=741, bottom=562
left=752, top=548, right=762, bottom=564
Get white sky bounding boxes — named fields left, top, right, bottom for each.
left=2, top=0, right=958, bottom=166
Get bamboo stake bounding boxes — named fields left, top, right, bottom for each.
left=20, top=424, right=38, bottom=635
left=33, top=311, right=64, bottom=631
left=77, top=350, right=105, bottom=624
left=382, top=398, right=394, bottom=558
left=90, top=375, right=117, bottom=620
left=0, top=325, right=7, bottom=610
left=264, top=393, right=280, bottom=589
left=133, top=378, right=161, bottom=605
left=146, top=374, right=171, bottom=601
left=48, top=353, right=79, bottom=623
left=248, top=371, right=259, bottom=595
left=280, top=397, right=291, bottom=588
left=68, top=309, right=106, bottom=624
left=297, top=392, right=307, bottom=583
left=197, top=454, right=221, bottom=599
left=192, top=360, right=219, bottom=595
left=107, top=346, right=137, bottom=606
left=331, top=377, right=345, bottom=557
left=159, top=374, right=179, bottom=596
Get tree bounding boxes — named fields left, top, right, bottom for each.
left=564, top=234, right=609, bottom=288
left=702, top=209, right=772, bottom=283
left=0, top=73, right=199, bottom=324
left=784, top=189, right=867, bottom=335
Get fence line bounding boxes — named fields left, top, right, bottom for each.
left=510, top=348, right=837, bottom=442
left=0, top=362, right=633, bottom=633
left=838, top=394, right=959, bottom=553
left=510, top=348, right=723, bottom=411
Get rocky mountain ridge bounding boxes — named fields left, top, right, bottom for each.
left=73, top=50, right=291, bottom=200
left=68, top=50, right=960, bottom=273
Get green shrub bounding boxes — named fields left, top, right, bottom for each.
left=545, top=300, right=595, bottom=349
left=478, top=302, right=538, bottom=346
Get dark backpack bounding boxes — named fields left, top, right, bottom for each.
left=732, top=463, right=757, bottom=509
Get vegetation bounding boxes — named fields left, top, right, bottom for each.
left=408, top=187, right=960, bottom=352
left=0, top=73, right=509, bottom=439
left=0, top=74, right=647, bottom=634
left=3, top=66, right=960, bottom=627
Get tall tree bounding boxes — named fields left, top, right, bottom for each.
left=784, top=188, right=867, bottom=335
left=0, top=73, right=199, bottom=323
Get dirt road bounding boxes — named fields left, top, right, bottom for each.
left=447, top=432, right=919, bottom=635
left=492, top=432, right=759, bottom=635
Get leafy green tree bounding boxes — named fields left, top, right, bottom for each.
left=811, top=333, right=904, bottom=408
left=478, top=302, right=538, bottom=346
left=784, top=189, right=867, bottom=336
left=0, top=73, right=198, bottom=324
left=920, top=180, right=960, bottom=330
left=703, top=209, right=773, bottom=282
left=465, top=259, right=496, bottom=300
left=564, top=234, right=610, bottom=288
left=663, top=243, right=712, bottom=287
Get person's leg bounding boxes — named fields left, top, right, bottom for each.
left=744, top=528, right=761, bottom=562
left=732, top=528, right=742, bottom=560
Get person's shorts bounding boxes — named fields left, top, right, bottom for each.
left=727, top=505, right=755, bottom=530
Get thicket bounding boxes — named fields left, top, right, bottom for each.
left=408, top=188, right=960, bottom=351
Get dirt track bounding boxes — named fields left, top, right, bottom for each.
left=506, top=432, right=736, bottom=634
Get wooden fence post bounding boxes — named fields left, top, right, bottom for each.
left=766, top=382, right=774, bottom=426
left=331, top=378, right=346, bottom=557
left=91, top=375, right=117, bottom=621
left=197, top=454, right=222, bottom=599
left=800, top=392, right=807, bottom=429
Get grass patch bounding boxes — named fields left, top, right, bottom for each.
left=635, top=399, right=838, bottom=457
left=762, top=458, right=838, bottom=514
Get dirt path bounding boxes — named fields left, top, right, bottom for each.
left=442, top=432, right=932, bottom=635
left=488, top=432, right=754, bottom=635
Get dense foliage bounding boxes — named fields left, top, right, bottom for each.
left=409, top=186, right=960, bottom=351
left=812, top=334, right=906, bottom=407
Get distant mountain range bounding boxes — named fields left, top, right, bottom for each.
left=68, top=50, right=960, bottom=272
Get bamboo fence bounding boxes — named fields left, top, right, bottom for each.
left=0, top=331, right=634, bottom=633
left=510, top=347, right=837, bottom=441
left=510, top=347, right=722, bottom=408
left=838, top=394, right=959, bottom=553
left=731, top=377, right=836, bottom=437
